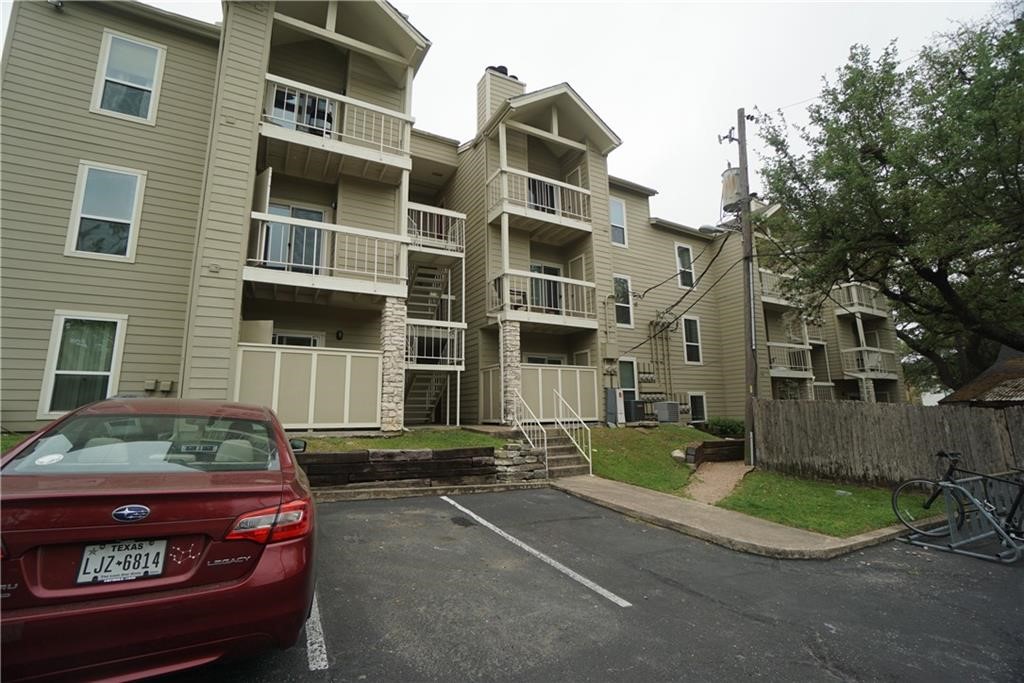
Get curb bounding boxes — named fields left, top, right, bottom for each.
left=314, top=481, right=548, bottom=502
left=551, top=482, right=908, bottom=560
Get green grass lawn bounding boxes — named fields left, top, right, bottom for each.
left=591, top=424, right=712, bottom=496
left=717, top=470, right=912, bottom=538
left=2, top=433, right=29, bottom=453
left=304, top=429, right=506, bottom=453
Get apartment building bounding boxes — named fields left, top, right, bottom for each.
left=0, top=0, right=903, bottom=435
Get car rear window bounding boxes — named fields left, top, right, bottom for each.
left=3, top=414, right=281, bottom=474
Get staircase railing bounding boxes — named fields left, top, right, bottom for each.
left=553, top=389, right=593, bottom=476
left=513, top=389, right=547, bottom=476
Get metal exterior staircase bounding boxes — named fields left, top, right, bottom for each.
left=406, top=264, right=448, bottom=321
left=404, top=371, right=447, bottom=425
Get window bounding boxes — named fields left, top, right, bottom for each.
left=530, top=262, right=563, bottom=313
left=91, top=31, right=166, bottom=124
left=263, top=204, right=325, bottom=274
left=613, top=275, right=632, bottom=327
left=271, top=330, right=324, bottom=347
left=610, top=198, right=627, bottom=246
left=676, top=243, right=695, bottom=288
left=573, top=350, right=591, bottom=367
left=688, top=392, right=707, bottom=423
left=38, top=311, right=128, bottom=419
left=682, top=316, right=702, bottom=364
left=524, top=354, right=564, bottom=365
left=66, top=162, right=146, bottom=261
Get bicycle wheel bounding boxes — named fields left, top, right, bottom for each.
left=892, top=479, right=964, bottom=537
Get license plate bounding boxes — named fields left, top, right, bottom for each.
left=77, top=540, right=167, bottom=584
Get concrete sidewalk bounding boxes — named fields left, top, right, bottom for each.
left=552, top=475, right=907, bottom=560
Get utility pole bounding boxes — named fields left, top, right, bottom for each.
left=736, top=108, right=757, bottom=467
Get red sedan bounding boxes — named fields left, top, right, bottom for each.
left=0, top=399, right=316, bottom=682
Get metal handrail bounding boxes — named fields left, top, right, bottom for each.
left=553, top=389, right=592, bottom=476
left=513, top=389, right=547, bottom=476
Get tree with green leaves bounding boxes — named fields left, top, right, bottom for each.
left=757, top=5, right=1023, bottom=390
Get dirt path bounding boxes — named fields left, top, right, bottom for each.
left=685, top=460, right=754, bottom=504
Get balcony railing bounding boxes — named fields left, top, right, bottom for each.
left=759, top=269, right=795, bottom=303
left=841, top=347, right=899, bottom=375
left=407, top=203, right=465, bottom=253
left=834, top=283, right=889, bottom=315
left=813, top=383, right=835, bottom=401
left=248, top=211, right=404, bottom=285
left=488, top=271, right=597, bottom=320
left=487, top=169, right=591, bottom=224
left=806, top=320, right=826, bottom=342
left=262, top=74, right=410, bottom=156
left=767, top=342, right=812, bottom=374
left=406, top=321, right=465, bottom=367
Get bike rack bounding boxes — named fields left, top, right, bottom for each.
left=900, top=472, right=1024, bottom=564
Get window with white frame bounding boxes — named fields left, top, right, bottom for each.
left=613, top=275, right=633, bottom=327
left=609, top=197, right=627, bottom=246
left=524, top=354, right=564, bottom=365
left=682, top=316, right=702, bottom=364
left=676, top=243, right=695, bottom=288
left=66, top=162, right=146, bottom=261
left=688, top=392, right=707, bottom=423
left=271, top=330, right=324, bottom=347
left=91, top=31, right=166, bottom=124
left=39, top=311, right=127, bottom=418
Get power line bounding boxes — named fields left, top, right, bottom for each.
left=635, top=241, right=712, bottom=300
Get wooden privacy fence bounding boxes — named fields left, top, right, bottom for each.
left=753, top=399, right=1024, bottom=484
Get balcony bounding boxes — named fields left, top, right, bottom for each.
left=813, top=383, right=835, bottom=401
left=407, top=203, right=465, bottom=256
left=486, top=169, right=592, bottom=244
left=767, top=342, right=814, bottom=377
left=841, top=347, right=899, bottom=378
left=245, top=211, right=406, bottom=298
left=759, top=269, right=797, bottom=307
left=488, top=271, right=598, bottom=329
left=406, top=321, right=465, bottom=371
left=259, top=74, right=412, bottom=184
left=806, top=320, right=826, bottom=343
left=834, top=283, right=890, bottom=318
left=479, top=363, right=599, bottom=423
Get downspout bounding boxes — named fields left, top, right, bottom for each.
left=497, top=317, right=505, bottom=425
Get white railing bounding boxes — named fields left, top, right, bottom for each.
left=841, top=347, right=899, bottom=375
left=407, top=203, right=465, bottom=253
left=248, top=212, right=404, bottom=284
left=488, top=271, right=596, bottom=320
left=262, top=74, right=410, bottom=156
left=767, top=342, right=812, bottom=373
left=487, top=169, right=591, bottom=224
left=759, top=269, right=795, bottom=303
left=834, top=283, right=889, bottom=315
left=553, top=389, right=592, bottom=476
left=405, top=321, right=465, bottom=367
left=806, top=320, right=826, bottom=342
left=513, top=389, right=547, bottom=473
left=813, top=383, right=835, bottom=401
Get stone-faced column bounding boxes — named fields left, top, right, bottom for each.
left=859, top=377, right=876, bottom=403
left=380, top=297, right=407, bottom=431
left=501, top=321, right=521, bottom=424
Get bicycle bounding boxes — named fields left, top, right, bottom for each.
left=891, top=451, right=1024, bottom=539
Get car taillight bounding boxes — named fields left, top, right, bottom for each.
left=225, top=500, right=311, bottom=544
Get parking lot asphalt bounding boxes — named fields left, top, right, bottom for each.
left=161, top=488, right=1024, bottom=682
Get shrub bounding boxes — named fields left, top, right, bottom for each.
left=704, top=417, right=744, bottom=438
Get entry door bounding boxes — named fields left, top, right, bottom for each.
left=530, top=263, right=562, bottom=314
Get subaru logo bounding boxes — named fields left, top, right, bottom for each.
left=111, top=505, right=151, bottom=523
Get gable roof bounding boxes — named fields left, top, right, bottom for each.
left=484, top=83, right=622, bottom=155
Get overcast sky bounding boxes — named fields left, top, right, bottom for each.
left=1, top=0, right=996, bottom=225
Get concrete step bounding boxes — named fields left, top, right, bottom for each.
left=547, top=454, right=587, bottom=467
left=546, top=446, right=582, bottom=457
left=548, top=464, right=591, bottom=478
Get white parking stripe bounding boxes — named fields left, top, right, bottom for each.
left=441, top=496, right=632, bottom=608
left=306, top=592, right=329, bottom=671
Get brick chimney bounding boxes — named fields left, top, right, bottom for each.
left=477, top=66, right=526, bottom=132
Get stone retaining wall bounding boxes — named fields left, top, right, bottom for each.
left=495, top=439, right=547, bottom=482
left=299, top=447, right=497, bottom=489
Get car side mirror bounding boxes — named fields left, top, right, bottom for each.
left=289, top=438, right=307, bottom=454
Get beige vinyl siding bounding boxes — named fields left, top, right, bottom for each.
left=486, top=72, right=525, bottom=123
left=270, top=174, right=336, bottom=212
left=0, top=1, right=217, bottom=430
left=505, top=129, right=527, bottom=171
left=526, top=137, right=560, bottom=178
left=447, top=140, right=488, bottom=423
left=242, top=300, right=381, bottom=351
left=267, top=38, right=347, bottom=94
left=339, top=177, right=398, bottom=233
left=410, top=129, right=459, bottom=167
left=181, top=1, right=274, bottom=400
left=346, top=52, right=403, bottom=112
